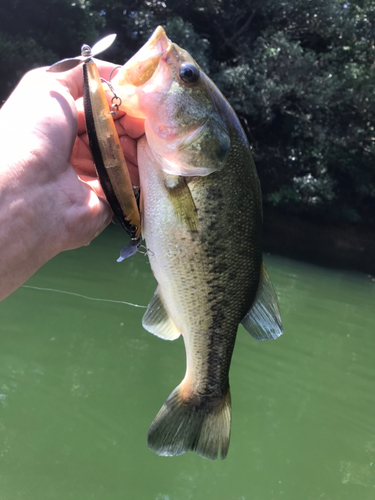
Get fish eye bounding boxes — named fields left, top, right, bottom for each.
left=179, top=63, right=199, bottom=84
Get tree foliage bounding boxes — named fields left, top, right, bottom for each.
left=1, top=0, right=374, bottom=226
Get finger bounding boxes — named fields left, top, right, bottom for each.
left=75, top=87, right=123, bottom=135
left=70, top=136, right=96, bottom=176
left=80, top=192, right=113, bottom=247
left=126, top=160, right=140, bottom=187
left=55, top=59, right=121, bottom=101
left=117, top=114, right=145, bottom=138
left=63, top=174, right=113, bottom=250
left=76, top=97, right=86, bottom=135
left=72, top=130, right=138, bottom=170
left=79, top=176, right=111, bottom=205
left=119, top=135, right=138, bottom=165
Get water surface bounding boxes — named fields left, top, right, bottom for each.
left=1, top=224, right=374, bottom=500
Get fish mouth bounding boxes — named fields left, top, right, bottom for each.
left=117, top=26, right=171, bottom=87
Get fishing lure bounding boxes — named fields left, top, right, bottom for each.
left=48, top=35, right=141, bottom=259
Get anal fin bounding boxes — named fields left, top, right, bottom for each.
left=142, top=286, right=180, bottom=340
left=241, top=262, right=283, bottom=341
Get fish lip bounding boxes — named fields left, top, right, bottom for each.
left=146, top=26, right=170, bottom=54
left=118, top=26, right=171, bottom=87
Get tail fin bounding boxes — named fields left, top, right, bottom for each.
left=147, top=384, right=231, bottom=460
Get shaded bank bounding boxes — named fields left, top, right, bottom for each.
left=263, top=207, right=375, bottom=275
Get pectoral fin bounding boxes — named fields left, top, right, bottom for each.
left=142, top=287, right=181, bottom=340
left=241, top=262, right=283, bottom=341
left=165, top=175, right=198, bottom=232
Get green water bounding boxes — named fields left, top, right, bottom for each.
left=1, top=224, right=374, bottom=500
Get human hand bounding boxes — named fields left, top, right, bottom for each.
left=0, top=61, right=145, bottom=300
left=70, top=74, right=145, bottom=209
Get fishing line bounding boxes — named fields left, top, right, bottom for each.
left=21, top=285, right=147, bottom=308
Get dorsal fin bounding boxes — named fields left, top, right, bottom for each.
left=142, top=287, right=181, bottom=340
left=241, top=262, right=283, bottom=341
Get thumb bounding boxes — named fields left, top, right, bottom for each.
left=66, top=176, right=113, bottom=250
left=81, top=175, right=113, bottom=235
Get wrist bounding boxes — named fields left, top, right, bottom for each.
left=0, top=154, right=66, bottom=300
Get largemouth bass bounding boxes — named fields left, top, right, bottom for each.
left=113, top=26, right=283, bottom=460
